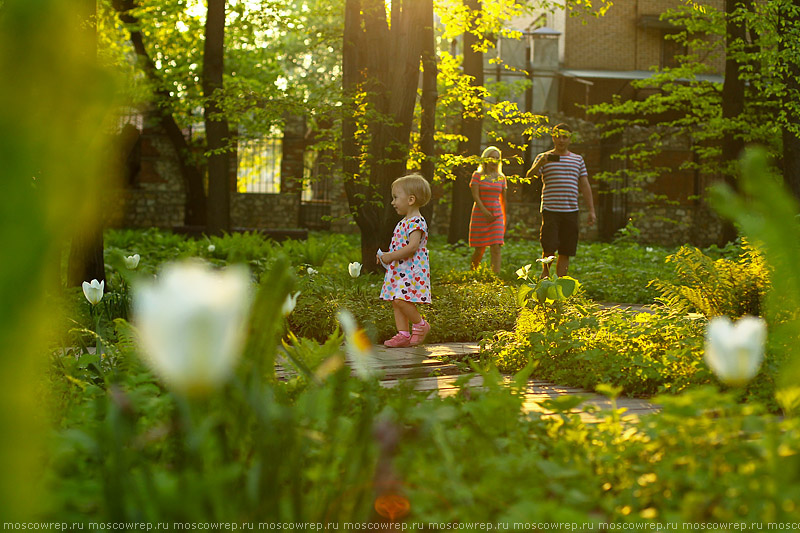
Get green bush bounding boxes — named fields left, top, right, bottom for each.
left=480, top=297, right=782, bottom=408
left=395, top=383, right=800, bottom=524
left=288, top=273, right=518, bottom=344
left=648, top=239, right=769, bottom=318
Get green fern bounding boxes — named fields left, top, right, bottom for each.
left=649, top=239, right=769, bottom=318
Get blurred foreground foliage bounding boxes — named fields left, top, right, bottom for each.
left=1, top=0, right=119, bottom=521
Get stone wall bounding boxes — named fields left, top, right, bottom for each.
left=230, top=192, right=301, bottom=229
left=112, top=189, right=185, bottom=229
left=111, top=122, right=186, bottom=229
left=114, top=119, right=304, bottom=232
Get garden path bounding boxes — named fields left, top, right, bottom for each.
left=280, top=342, right=660, bottom=423
left=373, top=343, right=660, bottom=423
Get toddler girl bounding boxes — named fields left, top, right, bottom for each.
left=377, top=174, right=432, bottom=348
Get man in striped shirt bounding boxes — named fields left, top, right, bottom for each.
left=525, top=123, right=596, bottom=278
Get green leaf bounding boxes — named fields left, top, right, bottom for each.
left=512, top=358, right=538, bottom=391
left=596, top=383, right=623, bottom=399
left=536, top=280, right=553, bottom=303
left=546, top=284, right=560, bottom=301
left=556, top=276, right=580, bottom=298
left=517, top=284, right=533, bottom=306
left=538, top=395, right=587, bottom=413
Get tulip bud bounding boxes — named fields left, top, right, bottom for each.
left=338, top=310, right=375, bottom=380
left=282, top=292, right=300, bottom=316
left=348, top=262, right=362, bottom=278
left=125, top=254, right=140, bottom=270
left=133, top=261, right=252, bottom=397
left=82, top=279, right=104, bottom=305
left=704, top=316, right=766, bottom=386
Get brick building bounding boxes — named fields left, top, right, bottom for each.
left=495, top=0, right=727, bottom=244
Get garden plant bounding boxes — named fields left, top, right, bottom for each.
left=27, top=149, right=799, bottom=527
left=4, top=0, right=800, bottom=528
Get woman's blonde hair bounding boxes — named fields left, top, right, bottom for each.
left=477, top=146, right=503, bottom=176
left=392, top=174, right=432, bottom=207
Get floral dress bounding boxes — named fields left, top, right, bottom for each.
left=379, top=216, right=431, bottom=304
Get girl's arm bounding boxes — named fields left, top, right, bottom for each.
left=471, top=180, right=495, bottom=221
left=381, top=230, right=423, bottom=264
left=501, top=183, right=507, bottom=229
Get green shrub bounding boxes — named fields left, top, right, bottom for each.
left=481, top=296, right=783, bottom=408
left=288, top=274, right=517, bottom=344
left=648, top=239, right=769, bottom=318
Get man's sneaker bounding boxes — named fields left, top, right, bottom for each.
left=383, top=332, right=411, bottom=348
left=409, top=321, right=431, bottom=346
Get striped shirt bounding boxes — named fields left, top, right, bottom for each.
left=539, top=152, right=587, bottom=213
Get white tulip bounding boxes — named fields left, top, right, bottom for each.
left=516, top=264, right=532, bottom=279
left=125, top=254, right=140, bottom=270
left=82, top=279, right=104, bottom=305
left=282, top=292, right=301, bottom=315
left=133, top=261, right=252, bottom=396
left=348, top=262, right=362, bottom=278
left=704, top=316, right=767, bottom=386
left=307, top=267, right=318, bottom=276
left=536, top=255, right=556, bottom=265
left=338, top=310, right=376, bottom=380
left=208, top=244, right=216, bottom=253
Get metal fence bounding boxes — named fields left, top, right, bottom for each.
left=299, top=150, right=332, bottom=230
left=237, top=137, right=282, bottom=193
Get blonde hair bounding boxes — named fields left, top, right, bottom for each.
left=477, top=146, right=503, bottom=176
left=392, top=174, right=432, bottom=207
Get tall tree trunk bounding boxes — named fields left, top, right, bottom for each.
left=342, top=0, right=366, bottom=259
left=204, top=0, right=231, bottom=235
left=780, top=0, right=800, bottom=201
left=67, top=0, right=105, bottom=287
left=448, top=0, right=484, bottom=244
left=113, top=0, right=207, bottom=226
left=718, top=0, right=747, bottom=244
left=419, top=0, right=438, bottom=223
left=342, top=0, right=428, bottom=272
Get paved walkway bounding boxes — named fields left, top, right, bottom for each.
left=281, top=342, right=660, bottom=423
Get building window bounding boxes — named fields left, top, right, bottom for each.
left=661, top=32, right=687, bottom=70
left=237, top=135, right=282, bottom=193
left=301, top=150, right=330, bottom=202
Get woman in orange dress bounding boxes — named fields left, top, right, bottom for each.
left=468, top=146, right=506, bottom=274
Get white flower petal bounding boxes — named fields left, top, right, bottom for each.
left=82, top=279, right=104, bottom=305
left=338, top=310, right=376, bottom=380
left=133, top=261, right=252, bottom=396
left=125, top=254, right=141, bottom=269
left=348, top=262, right=362, bottom=278
left=704, top=315, right=766, bottom=386
left=515, top=264, right=532, bottom=279
left=282, top=291, right=301, bottom=315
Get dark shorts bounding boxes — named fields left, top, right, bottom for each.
left=540, top=209, right=579, bottom=257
